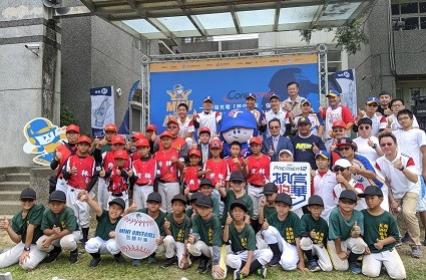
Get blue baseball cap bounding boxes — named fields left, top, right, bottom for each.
left=315, top=150, right=330, bottom=160
left=326, top=90, right=341, bottom=97
left=203, top=96, right=213, bottom=103
left=366, top=97, right=379, bottom=105
left=269, top=93, right=280, bottom=101
left=246, top=93, right=256, bottom=100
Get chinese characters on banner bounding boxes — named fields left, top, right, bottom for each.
left=270, top=162, right=311, bottom=210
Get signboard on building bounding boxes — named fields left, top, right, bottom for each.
left=90, top=86, right=115, bottom=137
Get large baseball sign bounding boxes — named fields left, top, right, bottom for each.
left=115, top=212, right=160, bottom=259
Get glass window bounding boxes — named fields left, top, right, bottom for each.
left=421, top=16, right=426, bottom=28
left=391, top=4, right=400, bottom=15
left=403, top=17, right=419, bottom=29
left=401, top=2, right=418, bottom=14
left=420, top=2, right=426, bottom=13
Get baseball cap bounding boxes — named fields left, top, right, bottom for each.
left=135, top=138, right=150, bottom=148
left=114, top=150, right=129, bottom=160
left=262, top=183, right=278, bottom=194
left=189, top=192, right=203, bottom=203
left=230, top=199, right=248, bottom=212
left=337, top=137, right=356, bottom=150
left=279, top=149, right=293, bottom=157
left=111, top=135, right=125, bottom=145
left=326, top=90, right=341, bottom=97
left=171, top=194, right=187, bottom=205
left=167, top=117, right=179, bottom=127
left=297, top=117, right=311, bottom=126
left=109, top=198, right=126, bottom=210
left=275, top=193, right=292, bottom=206
left=246, top=93, right=257, bottom=100
left=249, top=136, right=262, bottom=146
left=203, top=96, right=213, bottom=103
left=146, top=124, right=157, bottom=132
left=147, top=192, right=162, bottom=203
left=104, top=123, right=118, bottom=133
left=332, top=120, right=346, bottom=129
left=159, top=131, right=173, bottom=139
left=49, top=190, right=66, bottom=203
left=333, top=158, right=352, bottom=169
left=20, top=188, right=36, bottom=200
left=131, top=132, right=146, bottom=141
left=77, top=135, right=92, bottom=145
left=66, top=124, right=80, bottom=134
left=229, top=171, right=245, bottom=182
left=358, top=185, right=383, bottom=198
left=195, top=194, right=213, bottom=208
left=199, top=127, right=211, bottom=135
left=339, top=190, right=357, bottom=202
left=366, top=97, right=379, bottom=105
left=301, top=99, right=311, bottom=106
left=357, top=117, right=372, bottom=127
left=200, top=178, right=214, bottom=188
left=189, top=148, right=201, bottom=158
left=269, top=93, right=280, bottom=101
left=315, top=150, right=330, bottom=160
left=308, top=195, right=324, bottom=207
left=209, top=138, right=222, bottom=149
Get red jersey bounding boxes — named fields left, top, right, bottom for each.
left=108, top=166, right=129, bottom=194
left=204, top=158, right=228, bottom=186
left=246, top=154, right=270, bottom=186
left=225, top=156, right=244, bottom=173
left=159, top=136, right=186, bottom=152
left=183, top=165, right=201, bottom=192
left=154, top=148, right=179, bottom=182
left=132, top=156, right=157, bottom=186
left=102, top=150, right=131, bottom=171
left=66, top=155, right=95, bottom=189
left=55, top=143, right=75, bottom=176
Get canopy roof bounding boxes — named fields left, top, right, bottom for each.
left=80, top=0, right=372, bottom=40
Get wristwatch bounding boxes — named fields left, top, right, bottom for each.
left=23, top=247, right=31, bottom=252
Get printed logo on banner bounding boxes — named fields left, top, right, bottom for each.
left=90, top=86, right=115, bottom=137
left=270, top=162, right=311, bottom=210
left=166, top=84, right=193, bottom=113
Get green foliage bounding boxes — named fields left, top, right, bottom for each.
left=60, top=105, right=77, bottom=127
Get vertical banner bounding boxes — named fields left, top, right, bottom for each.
left=270, top=162, right=311, bottom=210
left=149, top=54, right=319, bottom=133
left=328, top=69, right=357, bottom=114
left=91, top=86, right=115, bottom=137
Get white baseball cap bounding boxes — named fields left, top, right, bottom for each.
left=279, top=149, right=293, bottom=157
left=333, top=158, right=352, bottom=169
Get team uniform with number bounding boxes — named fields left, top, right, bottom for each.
left=53, top=143, right=76, bottom=193
left=163, top=213, right=191, bottom=268
left=85, top=210, right=121, bottom=256
left=204, top=158, right=229, bottom=216
left=183, top=165, right=201, bottom=193
left=105, top=166, right=130, bottom=209
left=222, top=189, right=253, bottom=225
left=313, top=170, right=337, bottom=221
left=132, top=155, right=157, bottom=209
left=246, top=154, right=270, bottom=219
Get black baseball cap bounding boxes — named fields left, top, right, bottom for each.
left=269, top=93, right=280, bottom=101
left=109, top=198, right=125, bottom=210
left=20, top=188, right=36, bottom=200
left=229, top=171, right=245, bottom=182
left=189, top=192, right=203, bottom=203
left=230, top=199, right=248, bottom=212
left=147, top=192, right=162, bottom=203
left=339, top=190, right=357, bottom=202
left=358, top=185, right=383, bottom=198
left=171, top=194, right=187, bottom=205
left=49, top=190, right=66, bottom=203
left=195, top=194, right=213, bottom=208
left=262, top=183, right=278, bottom=194
left=308, top=195, right=324, bottom=207
left=200, top=178, right=213, bottom=188
left=357, top=117, right=372, bottom=127
left=275, top=193, right=292, bottom=206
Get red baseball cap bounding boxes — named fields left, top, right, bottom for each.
left=66, top=124, right=80, bottom=134
left=189, top=149, right=201, bottom=158
left=332, top=120, right=346, bottom=129
left=114, top=150, right=129, bottom=160
left=111, top=135, right=125, bottom=145
left=166, top=117, right=179, bottom=127
left=250, top=136, right=263, bottom=146
left=209, top=138, right=223, bottom=149
left=131, top=132, right=145, bottom=141
left=77, top=135, right=92, bottom=145
left=146, top=124, right=157, bottom=132
left=160, top=131, right=173, bottom=139
left=336, top=137, right=357, bottom=150
left=135, top=138, right=150, bottom=148
left=199, top=127, right=211, bottom=135
left=104, top=123, right=117, bottom=133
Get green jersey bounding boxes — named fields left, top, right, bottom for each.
left=191, top=214, right=222, bottom=246
left=300, top=214, right=328, bottom=246
left=223, top=190, right=253, bottom=222
left=267, top=211, right=303, bottom=245
left=138, top=208, right=167, bottom=236
left=95, top=210, right=121, bottom=241
left=228, top=223, right=256, bottom=252
left=361, top=210, right=400, bottom=253
left=263, top=205, right=276, bottom=220
left=166, top=213, right=190, bottom=243
left=41, top=206, right=78, bottom=232
left=328, top=207, right=364, bottom=241
left=11, top=204, right=45, bottom=244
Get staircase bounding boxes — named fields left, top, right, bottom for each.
left=0, top=168, right=31, bottom=217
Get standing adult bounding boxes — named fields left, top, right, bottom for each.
left=353, top=118, right=383, bottom=164
left=292, top=100, right=324, bottom=137
left=245, top=93, right=267, bottom=132
left=265, top=94, right=289, bottom=137
left=174, top=103, right=195, bottom=139
left=193, top=96, right=222, bottom=138
left=262, top=118, right=294, bottom=162
left=381, top=98, right=419, bottom=131
left=282, top=81, right=306, bottom=120
left=356, top=97, right=382, bottom=136
left=377, top=91, right=392, bottom=116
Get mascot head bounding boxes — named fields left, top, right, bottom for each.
left=220, top=109, right=257, bottom=144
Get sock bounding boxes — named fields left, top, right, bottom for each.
left=82, top=227, right=89, bottom=243
left=90, top=252, right=100, bottom=259
left=348, top=252, right=361, bottom=264
left=249, top=260, right=262, bottom=274
left=303, top=249, right=315, bottom=262
left=269, top=243, right=281, bottom=259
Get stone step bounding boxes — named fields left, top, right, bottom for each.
left=0, top=181, right=30, bottom=191
left=0, top=190, right=22, bottom=200
left=5, top=173, right=30, bottom=182
left=0, top=201, right=21, bottom=215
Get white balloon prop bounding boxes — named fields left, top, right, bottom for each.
left=115, top=212, right=160, bottom=259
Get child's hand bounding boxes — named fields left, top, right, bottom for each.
left=240, top=263, right=250, bottom=276
left=163, top=218, right=171, bottom=230
left=184, top=187, right=190, bottom=196
left=0, top=217, right=10, bottom=231
left=337, top=251, right=348, bottom=260
left=225, top=213, right=233, bottom=225
left=212, top=265, right=224, bottom=279
left=71, top=166, right=78, bottom=175
left=259, top=197, right=266, bottom=208
left=41, top=237, right=53, bottom=248
left=373, top=239, right=384, bottom=250
left=52, top=225, right=61, bottom=235
left=109, top=231, right=116, bottom=238
left=78, top=190, right=89, bottom=201
left=351, top=221, right=361, bottom=238
left=261, top=218, right=269, bottom=230
left=309, top=230, right=317, bottom=239
left=156, top=236, right=163, bottom=245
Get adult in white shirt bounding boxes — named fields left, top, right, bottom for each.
left=380, top=98, right=419, bottom=131
left=282, top=81, right=305, bottom=119
left=265, top=93, right=289, bottom=137
left=245, top=93, right=267, bottom=132
left=356, top=97, right=382, bottom=136
left=353, top=118, right=383, bottom=164
left=375, top=132, right=422, bottom=258
left=193, top=96, right=222, bottom=138
left=176, top=103, right=195, bottom=139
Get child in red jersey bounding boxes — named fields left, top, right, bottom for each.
left=131, top=138, right=156, bottom=209
left=225, top=141, right=245, bottom=174
left=63, top=135, right=97, bottom=244
left=183, top=149, right=204, bottom=196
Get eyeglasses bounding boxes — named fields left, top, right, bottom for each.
left=333, top=167, right=347, bottom=172
left=358, top=126, right=370, bottom=130
left=338, top=146, right=352, bottom=151
left=20, top=199, right=34, bottom=203
left=380, top=142, right=393, bottom=147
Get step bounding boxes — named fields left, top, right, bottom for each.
left=0, top=181, right=30, bottom=191
left=5, top=173, right=30, bottom=182
left=0, top=190, right=22, bottom=200
left=0, top=201, right=21, bottom=215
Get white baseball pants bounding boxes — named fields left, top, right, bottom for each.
left=0, top=242, right=46, bottom=270
left=36, top=231, right=82, bottom=252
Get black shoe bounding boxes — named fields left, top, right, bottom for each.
left=43, top=246, right=62, bottom=263
left=197, top=256, right=207, bottom=273
left=114, top=253, right=126, bottom=264
left=69, top=249, right=79, bottom=264
left=89, top=253, right=101, bottom=267
left=161, top=256, right=177, bottom=268
left=268, top=256, right=280, bottom=267
left=202, top=259, right=211, bottom=274
left=308, top=260, right=321, bottom=272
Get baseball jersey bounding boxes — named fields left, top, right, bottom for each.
left=138, top=208, right=167, bottom=236
left=323, top=105, right=354, bottom=140
left=191, top=214, right=222, bottom=247
left=393, top=128, right=426, bottom=173
left=353, top=136, right=380, bottom=164
left=183, top=165, right=201, bottom=192
left=107, top=167, right=129, bottom=194
left=266, top=211, right=303, bottom=245
left=12, top=204, right=45, bottom=244
left=225, top=156, right=244, bottom=173
left=263, top=205, right=276, bottom=220
left=300, top=214, right=329, bottom=247
left=246, top=154, right=270, bottom=186
left=41, top=206, right=78, bottom=232
left=328, top=207, right=364, bottom=241
left=55, top=143, right=75, bottom=176
left=313, top=170, right=337, bottom=221
left=194, top=111, right=222, bottom=137
left=361, top=209, right=399, bottom=253
left=166, top=213, right=191, bottom=243
left=102, top=151, right=115, bottom=171
left=154, top=148, right=179, bottom=182
left=228, top=223, right=257, bottom=252
left=177, top=116, right=195, bottom=138
left=95, top=210, right=121, bottom=241
left=132, top=156, right=157, bottom=186
left=223, top=189, right=253, bottom=223
left=204, top=158, right=229, bottom=186
left=65, top=154, right=96, bottom=189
